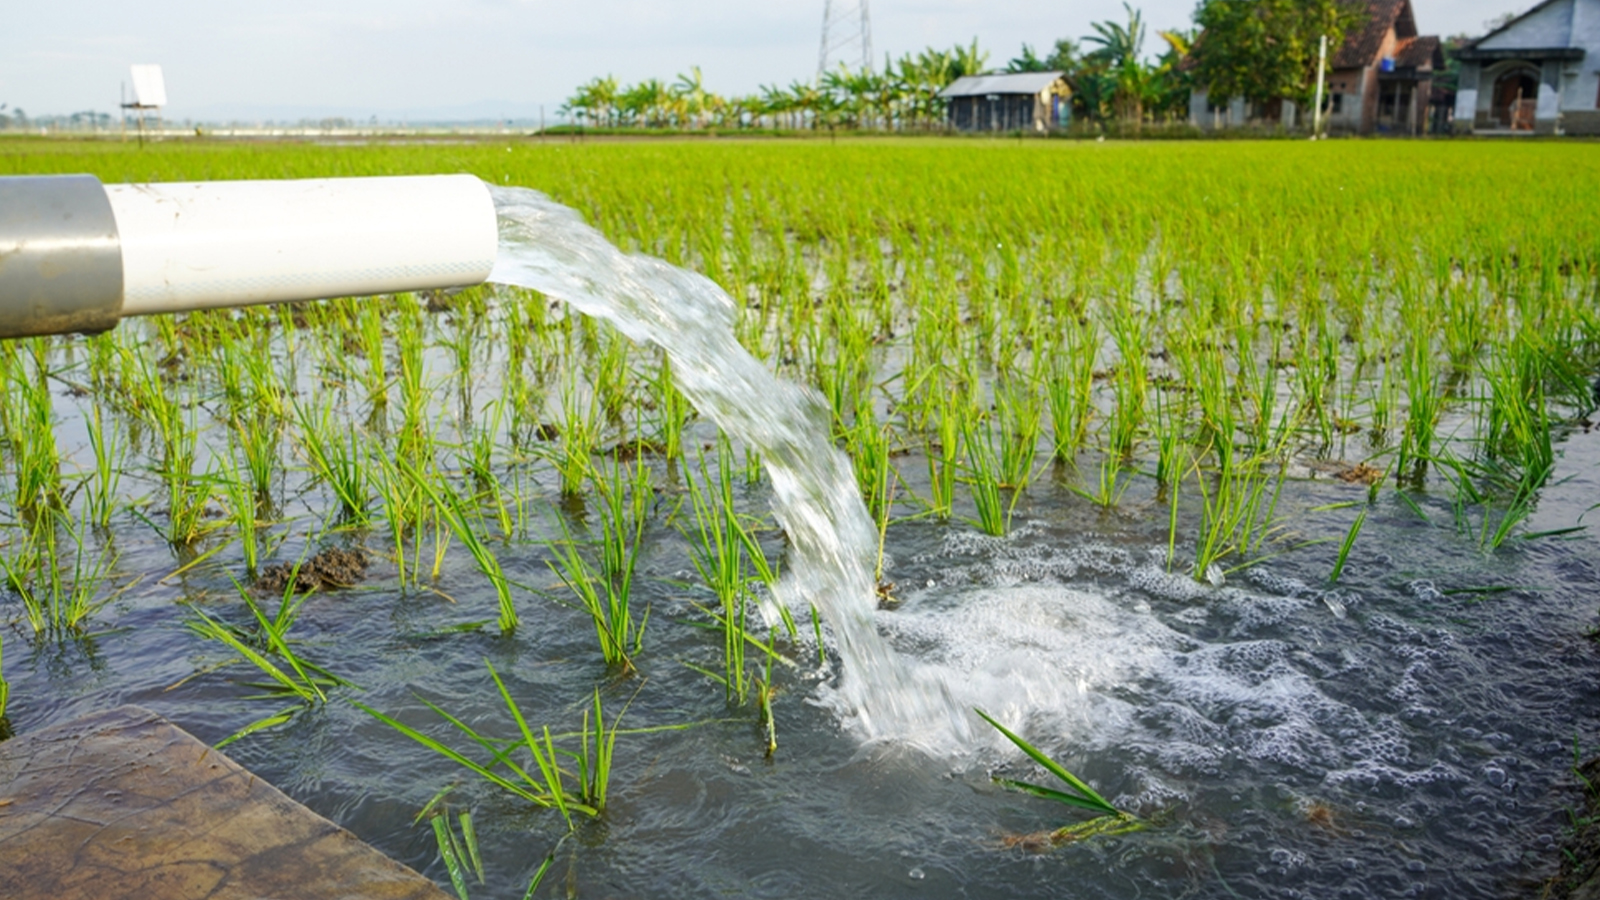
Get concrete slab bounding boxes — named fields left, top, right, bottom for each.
left=0, top=705, right=450, bottom=900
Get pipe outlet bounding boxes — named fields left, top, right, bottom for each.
left=0, top=173, right=499, bottom=337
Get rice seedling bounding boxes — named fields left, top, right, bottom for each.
left=401, top=461, right=519, bottom=634
left=960, top=419, right=1021, bottom=537
left=648, top=358, right=693, bottom=461
left=1190, top=447, right=1288, bottom=584
left=294, top=400, right=372, bottom=525
left=2, top=340, right=64, bottom=516
left=545, top=453, right=650, bottom=674
left=428, top=809, right=484, bottom=900
left=1072, top=452, right=1134, bottom=511
left=679, top=440, right=784, bottom=704
left=2, top=510, right=119, bottom=636
left=356, top=660, right=604, bottom=828
left=358, top=302, right=390, bottom=407
left=1328, top=508, right=1367, bottom=584
left=221, top=453, right=263, bottom=576
left=83, top=402, right=123, bottom=529
left=1047, top=317, right=1100, bottom=461
left=976, top=708, right=1142, bottom=844
left=184, top=574, right=350, bottom=746
left=549, top=373, right=603, bottom=497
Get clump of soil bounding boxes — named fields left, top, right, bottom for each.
left=256, top=546, right=370, bottom=594
left=1550, top=758, right=1600, bottom=899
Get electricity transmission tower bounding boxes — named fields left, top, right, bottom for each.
left=817, top=0, right=873, bottom=82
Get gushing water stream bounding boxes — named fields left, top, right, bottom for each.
left=487, top=186, right=967, bottom=745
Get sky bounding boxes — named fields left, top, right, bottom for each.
left=6, top=0, right=1528, bottom=122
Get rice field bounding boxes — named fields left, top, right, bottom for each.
left=2, top=136, right=1599, bottom=899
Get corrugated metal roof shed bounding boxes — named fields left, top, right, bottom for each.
left=938, top=72, right=1065, bottom=98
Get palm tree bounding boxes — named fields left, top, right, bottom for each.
left=1085, top=3, right=1151, bottom=125
left=674, top=67, right=709, bottom=128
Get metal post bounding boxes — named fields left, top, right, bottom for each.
left=1312, top=34, right=1328, bottom=139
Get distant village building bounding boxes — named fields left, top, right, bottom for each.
left=1189, top=0, right=1443, bottom=135
left=1452, top=0, right=1600, bottom=135
left=938, top=72, right=1071, bottom=133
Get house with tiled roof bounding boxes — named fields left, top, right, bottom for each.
left=1188, top=0, right=1444, bottom=135
left=1451, top=0, right=1600, bottom=135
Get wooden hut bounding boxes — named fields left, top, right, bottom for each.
left=938, top=72, right=1071, bottom=133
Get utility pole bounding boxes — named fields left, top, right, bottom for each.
left=817, top=0, right=873, bottom=83
left=1312, top=34, right=1328, bottom=139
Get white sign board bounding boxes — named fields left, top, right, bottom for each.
left=130, top=65, right=166, bottom=107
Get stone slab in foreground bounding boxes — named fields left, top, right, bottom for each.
left=0, top=704, right=449, bottom=900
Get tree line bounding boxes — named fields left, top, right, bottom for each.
left=562, top=0, right=1367, bottom=132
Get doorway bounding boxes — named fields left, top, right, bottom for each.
left=1492, top=69, right=1539, bottom=130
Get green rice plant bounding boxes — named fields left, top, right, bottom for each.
left=356, top=660, right=599, bottom=828
left=358, top=303, right=390, bottom=407
left=1481, top=337, right=1555, bottom=489
left=847, top=398, right=897, bottom=523
left=1397, top=333, right=1442, bottom=484
left=394, top=299, right=436, bottom=468
left=294, top=400, right=371, bottom=524
left=960, top=418, right=1020, bottom=538
left=459, top=398, right=505, bottom=493
left=83, top=402, right=123, bottom=529
left=545, top=461, right=647, bottom=675
left=373, top=451, right=424, bottom=585
left=0, top=630, right=8, bottom=722
left=401, top=461, right=518, bottom=634
left=1328, top=508, right=1367, bottom=583
left=561, top=686, right=628, bottom=811
left=649, top=358, right=692, bottom=461
left=2, top=341, right=63, bottom=515
left=592, top=325, right=633, bottom=423
left=550, top=374, right=602, bottom=497
left=221, top=453, right=263, bottom=577
left=1046, top=322, right=1100, bottom=461
left=1072, top=452, right=1133, bottom=511
left=2, top=509, right=119, bottom=636
left=428, top=810, right=484, bottom=900
left=680, top=440, right=781, bottom=705
left=975, top=708, right=1141, bottom=844
left=1190, top=447, right=1288, bottom=584
left=1104, top=298, right=1149, bottom=458
left=993, top=376, right=1043, bottom=493
left=924, top=421, right=960, bottom=523
left=184, top=576, right=349, bottom=747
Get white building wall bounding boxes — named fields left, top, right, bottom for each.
left=1564, top=0, right=1600, bottom=109
left=1478, top=0, right=1574, bottom=49
left=1455, top=63, right=1481, bottom=126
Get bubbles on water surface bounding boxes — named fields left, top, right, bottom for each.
left=870, top=527, right=1482, bottom=811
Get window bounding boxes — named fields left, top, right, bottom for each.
left=1331, top=93, right=1344, bottom=114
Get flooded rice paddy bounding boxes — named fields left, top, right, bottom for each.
left=2, top=139, right=1598, bottom=898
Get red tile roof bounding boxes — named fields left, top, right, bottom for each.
left=1394, top=35, right=1443, bottom=69
left=1333, top=0, right=1420, bottom=69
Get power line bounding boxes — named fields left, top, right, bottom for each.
left=817, top=0, right=873, bottom=83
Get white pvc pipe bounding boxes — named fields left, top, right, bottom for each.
left=105, top=174, right=497, bottom=317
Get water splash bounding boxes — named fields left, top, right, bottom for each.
left=487, top=185, right=965, bottom=744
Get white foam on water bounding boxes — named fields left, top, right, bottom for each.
left=861, top=530, right=1463, bottom=802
